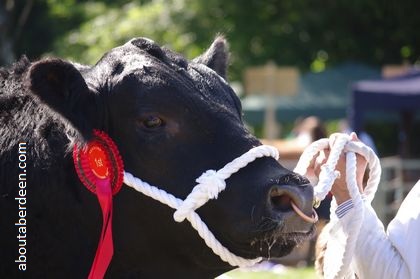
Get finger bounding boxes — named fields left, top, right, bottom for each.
left=350, top=132, right=361, bottom=142
left=329, top=133, right=340, bottom=147
left=335, top=151, right=347, bottom=172
left=307, top=152, right=318, bottom=171
left=313, top=150, right=329, bottom=177
left=355, top=153, right=367, bottom=166
left=313, top=152, right=322, bottom=177
left=316, top=150, right=328, bottom=165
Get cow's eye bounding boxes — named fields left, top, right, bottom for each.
left=142, top=115, right=164, bottom=129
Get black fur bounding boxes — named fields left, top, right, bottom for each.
left=193, top=36, right=229, bottom=79
left=0, top=37, right=314, bottom=278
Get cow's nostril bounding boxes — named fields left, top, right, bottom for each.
left=270, top=193, right=293, bottom=212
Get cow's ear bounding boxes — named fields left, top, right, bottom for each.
left=193, top=36, right=229, bottom=79
left=26, top=58, right=97, bottom=139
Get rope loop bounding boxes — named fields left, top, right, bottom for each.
left=319, top=164, right=341, bottom=188
left=123, top=136, right=381, bottom=273
left=294, top=133, right=381, bottom=279
left=123, top=145, right=278, bottom=267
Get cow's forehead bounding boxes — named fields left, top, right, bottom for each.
left=87, top=38, right=239, bottom=114
left=89, top=39, right=183, bottom=85
left=95, top=38, right=188, bottom=74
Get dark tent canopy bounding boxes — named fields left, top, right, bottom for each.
left=351, top=69, right=420, bottom=131
left=350, top=70, right=420, bottom=156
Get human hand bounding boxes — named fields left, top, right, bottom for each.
left=309, top=133, right=368, bottom=205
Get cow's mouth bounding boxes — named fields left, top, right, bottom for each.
left=250, top=226, right=316, bottom=259
left=225, top=222, right=315, bottom=260
left=250, top=188, right=316, bottom=259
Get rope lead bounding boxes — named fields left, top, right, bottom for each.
left=123, top=133, right=381, bottom=276
left=294, top=133, right=381, bottom=279
left=123, top=145, right=279, bottom=267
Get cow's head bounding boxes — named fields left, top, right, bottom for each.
left=27, top=37, right=314, bottom=276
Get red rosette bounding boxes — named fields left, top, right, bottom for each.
left=73, top=130, right=124, bottom=195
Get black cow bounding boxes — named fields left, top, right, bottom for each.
left=0, top=37, right=314, bottom=278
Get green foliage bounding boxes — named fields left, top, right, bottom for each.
left=12, top=0, right=420, bottom=81
left=51, top=1, right=206, bottom=65
left=6, top=0, right=416, bottom=155
left=224, top=267, right=317, bottom=279
left=163, top=0, right=420, bottom=80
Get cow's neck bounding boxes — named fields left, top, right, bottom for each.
left=109, top=188, right=234, bottom=278
left=109, top=253, right=232, bottom=278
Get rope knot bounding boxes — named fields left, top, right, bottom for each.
left=315, top=164, right=341, bottom=201
left=123, top=145, right=287, bottom=267
left=320, top=164, right=340, bottom=181
left=173, top=170, right=226, bottom=223
left=195, top=170, right=226, bottom=199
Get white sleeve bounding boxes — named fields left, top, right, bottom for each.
left=350, top=180, right=420, bottom=279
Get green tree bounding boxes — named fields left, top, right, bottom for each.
left=174, top=0, right=420, bottom=79
left=4, top=0, right=420, bottom=82
left=0, top=0, right=35, bottom=64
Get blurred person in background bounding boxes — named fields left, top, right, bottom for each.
left=339, top=119, right=378, bottom=155
left=290, top=116, right=328, bottom=148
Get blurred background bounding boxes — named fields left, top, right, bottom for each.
left=2, top=0, right=420, bottom=278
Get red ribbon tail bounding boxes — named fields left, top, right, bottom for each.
left=88, top=180, right=114, bottom=279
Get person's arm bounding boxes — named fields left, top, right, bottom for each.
left=337, top=201, right=411, bottom=279
left=333, top=181, right=420, bottom=279
left=312, top=134, right=419, bottom=278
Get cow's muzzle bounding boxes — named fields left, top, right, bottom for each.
left=267, top=178, right=315, bottom=233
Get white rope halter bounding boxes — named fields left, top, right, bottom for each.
left=123, top=145, right=279, bottom=267
left=294, top=133, right=381, bottom=279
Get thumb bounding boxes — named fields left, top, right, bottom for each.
left=350, top=132, right=360, bottom=142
